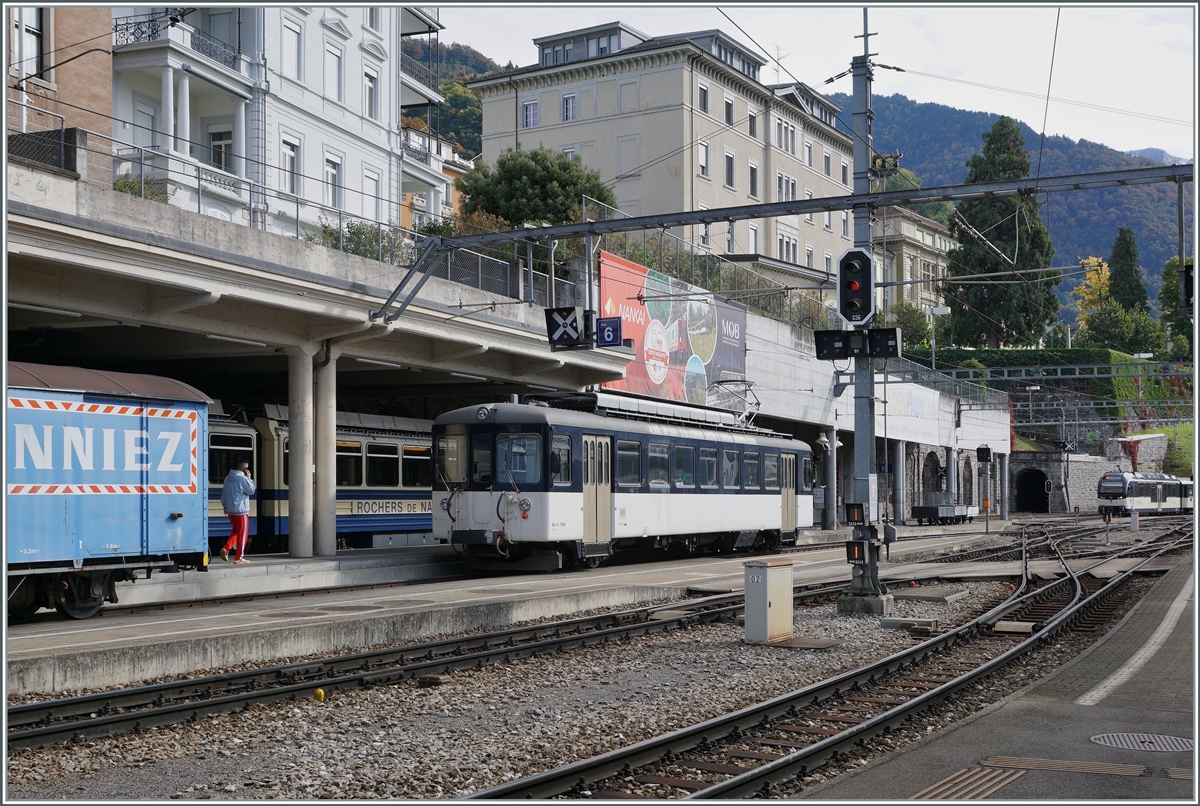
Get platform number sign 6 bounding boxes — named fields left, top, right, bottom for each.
left=595, top=316, right=623, bottom=348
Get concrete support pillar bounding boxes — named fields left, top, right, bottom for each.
left=160, top=65, right=175, bottom=150
left=234, top=100, right=246, bottom=178
left=946, top=446, right=957, bottom=502
left=823, top=427, right=837, bottom=530
left=893, top=440, right=907, bottom=525
left=999, top=453, right=1009, bottom=519
left=314, top=343, right=342, bottom=556
left=176, top=70, right=190, bottom=155
left=286, top=345, right=317, bottom=557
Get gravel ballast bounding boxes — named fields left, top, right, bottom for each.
left=4, top=579, right=1144, bottom=800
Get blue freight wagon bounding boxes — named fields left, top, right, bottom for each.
left=6, top=362, right=211, bottom=619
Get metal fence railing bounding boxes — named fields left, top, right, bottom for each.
left=6, top=101, right=67, bottom=170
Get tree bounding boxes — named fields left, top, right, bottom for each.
left=1107, top=227, right=1148, bottom=311
left=1043, top=321, right=1071, bottom=348
left=943, top=116, right=1058, bottom=348
left=456, top=146, right=618, bottom=227
left=1070, top=257, right=1110, bottom=325
left=1158, top=255, right=1193, bottom=352
left=884, top=300, right=930, bottom=348
left=1078, top=299, right=1165, bottom=355
left=437, top=79, right=483, bottom=159
left=880, top=168, right=954, bottom=226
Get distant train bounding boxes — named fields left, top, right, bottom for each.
left=1097, top=471, right=1194, bottom=516
left=7, top=362, right=432, bottom=619
left=431, top=392, right=816, bottom=570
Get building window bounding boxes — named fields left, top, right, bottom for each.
left=364, top=69, right=379, bottom=120
left=842, top=211, right=849, bottom=237
left=562, top=94, right=576, bottom=122
left=748, top=162, right=758, bottom=198
left=806, top=244, right=814, bottom=268
left=724, top=152, right=734, bottom=188
left=823, top=152, right=832, bottom=176
left=523, top=100, right=539, bottom=128
left=725, top=223, right=734, bottom=253
left=748, top=112, right=757, bottom=138
left=824, top=210, right=832, bottom=230
left=325, top=44, right=343, bottom=102
left=324, top=157, right=341, bottom=208
left=776, top=172, right=797, bottom=202
left=724, top=97, right=734, bottom=125
left=281, top=140, right=299, bottom=194
left=283, top=21, right=302, bottom=80
left=749, top=224, right=758, bottom=254
left=363, top=170, right=380, bottom=222
left=564, top=42, right=573, bottom=61
left=778, top=234, right=797, bottom=263
left=12, top=7, right=43, bottom=77
left=698, top=140, right=709, bottom=177
left=542, top=48, right=552, bottom=66
left=805, top=189, right=814, bottom=222
left=366, top=7, right=380, bottom=30
left=698, top=203, right=711, bottom=247
left=698, top=84, right=708, bottom=113
left=804, top=141, right=813, bottom=166
left=209, top=129, right=233, bottom=172
left=825, top=252, right=834, bottom=272
left=841, top=161, right=849, bottom=185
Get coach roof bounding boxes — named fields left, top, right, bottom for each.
left=7, top=362, right=212, bottom=404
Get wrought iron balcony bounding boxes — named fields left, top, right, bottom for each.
left=112, top=14, right=240, bottom=72
left=189, top=28, right=238, bottom=70
left=402, top=141, right=431, bottom=164
left=400, top=52, right=439, bottom=92
left=113, top=14, right=161, bottom=46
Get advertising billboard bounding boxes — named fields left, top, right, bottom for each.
left=599, top=251, right=746, bottom=410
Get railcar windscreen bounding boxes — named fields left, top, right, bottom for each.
left=437, top=434, right=468, bottom=483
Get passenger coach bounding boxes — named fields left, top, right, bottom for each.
left=432, top=392, right=815, bottom=570
left=1097, top=471, right=1194, bottom=516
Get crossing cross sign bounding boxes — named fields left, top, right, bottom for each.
left=544, top=307, right=591, bottom=349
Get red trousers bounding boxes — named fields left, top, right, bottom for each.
left=223, top=514, right=249, bottom=560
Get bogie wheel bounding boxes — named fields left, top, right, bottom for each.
left=7, top=576, right=42, bottom=618
left=53, top=576, right=104, bottom=620
left=585, top=557, right=603, bottom=569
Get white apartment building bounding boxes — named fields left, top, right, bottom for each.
left=109, top=6, right=450, bottom=230
left=870, top=205, right=956, bottom=315
left=469, top=22, right=854, bottom=282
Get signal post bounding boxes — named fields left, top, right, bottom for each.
left=836, top=31, right=894, bottom=616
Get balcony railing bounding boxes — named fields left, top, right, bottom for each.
left=189, top=27, right=238, bottom=70
left=112, top=14, right=241, bottom=72
left=402, top=141, right=431, bottom=165
left=414, top=7, right=440, bottom=23
left=113, top=14, right=161, bottom=46
left=400, top=52, right=439, bottom=92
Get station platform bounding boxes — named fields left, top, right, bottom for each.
left=7, top=522, right=1007, bottom=696
left=800, top=556, right=1195, bottom=800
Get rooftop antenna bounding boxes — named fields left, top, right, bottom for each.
left=773, top=45, right=792, bottom=84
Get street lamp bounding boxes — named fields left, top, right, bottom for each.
left=926, top=306, right=950, bottom=371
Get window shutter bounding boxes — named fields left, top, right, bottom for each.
left=325, top=45, right=341, bottom=101
left=284, top=25, right=300, bottom=79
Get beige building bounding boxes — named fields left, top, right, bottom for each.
left=469, top=22, right=854, bottom=281
left=871, top=205, right=956, bottom=315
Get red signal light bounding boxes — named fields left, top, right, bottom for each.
left=847, top=280, right=861, bottom=292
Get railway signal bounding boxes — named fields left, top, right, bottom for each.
left=544, top=307, right=593, bottom=350
left=836, top=247, right=875, bottom=327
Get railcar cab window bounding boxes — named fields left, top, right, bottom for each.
left=497, top=434, right=541, bottom=485
left=699, top=447, right=718, bottom=487
left=209, top=433, right=254, bottom=484
left=402, top=446, right=432, bottom=487
left=801, top=456, right=816, bottom=491
left=649, top=443, right=670, bottom=486
left=551, top=435, right=571, bottom=485
left=743, top=452, right=760, bottom=488
left=436, top=432, right=467, bottom=483
left=674, top=446, right=695, bottom=487
left=617, top=440, right=641, bottom=486
left=366, top=442, right=399, bottom=487
left=336, top=442, right=363, bottom=486
left=763, top=454, right=780, bottom=489
left=722, top=450, right=740, bottom=489
left=472, top=433, right=493, bottom=484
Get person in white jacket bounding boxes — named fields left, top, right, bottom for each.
left=220, top=461, right=256, bottom=563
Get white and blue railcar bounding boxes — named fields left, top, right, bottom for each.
left=6, top=362, right=211, bottom=618
left=432, top=393, right=816, bottom=570
left=1097, top=471, right=1194, bottom=516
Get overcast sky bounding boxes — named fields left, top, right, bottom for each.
left=439, top=3, right=1196, bottom=162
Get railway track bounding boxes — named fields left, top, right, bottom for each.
left=465, top=523, right=1191, bottom=799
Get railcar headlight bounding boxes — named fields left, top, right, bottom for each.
left=476, top=406, right=490, bottom=421
left=519, top=498, right=532, bottom=513
left=439, top=497, right=451, bottom=511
